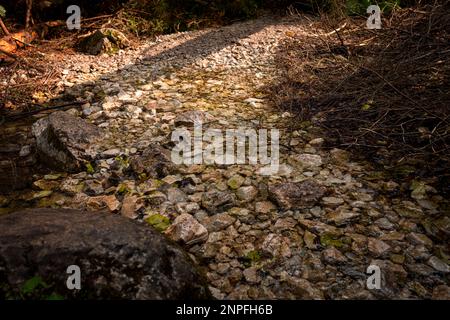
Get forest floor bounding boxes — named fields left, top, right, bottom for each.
left=1, top=14, right=449, bottom=299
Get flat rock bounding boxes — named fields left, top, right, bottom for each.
left=269, top=180, right=326, bottom=210
left=174, top=111, right=215, bottom=126
left=201, top=189, right=236, bottom=214
left=0, top=209, right=211, bottom=299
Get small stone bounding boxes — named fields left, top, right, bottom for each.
left=227, top=175, right=245, bottom=190
left=162, top=175, right=181, bottom=185
left=236, top=186, right=258, bottom=202
left=273, top=217, right=297, bottom=230
left=304, top=230, right=317, bottom=249
left=292, top=154, right=322, bottom=168
left=167, top=187, right=187, bottom=203
left=322, top=247, right=347, bottom=264
left=86, top=195, right=120, bottom=212
left=165, top=213, right=208, bottom=245
left=298, top=219, right=342, bottom=237
left=325, top=210, right=359, bottom=226
left=427, top=256, right=450, bottom=273
left=83, top=179, right=104, bottom=196
left=261, top=234, right=291, bottom=258
left=102, top=148, right=121, bottom=157
left=33, top=179, right=59, bottom=191
left=121, top=194, right=141, bottom=219
left=254, top=201, right=276, bottom=214
left=368, top=238, right=391, bottom=257
left=243, top=267, right=261, bottom=284
left=432, top=285, right=450, bottom=300
left=283, top=274, right=324, bottom=299
left=309, top=138, right=324, bottom=146
left=322, top=196, right=344, bottom=207
left=390, top=254, right=405, bottom=264
left=201, top=189, right=236, bottom=214
left=28, top=190, right=52, bottom=200
left=375, top=217, right=395, bottom=230
left=204, top=213, right=236, bottom=232
left=269, top=180, right=326, bottom=210
left=60, top=178, right=84, bottom=195
left=406, top=232, right=433, bottom=248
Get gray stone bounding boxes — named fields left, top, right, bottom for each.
left=0, top=209, right=211, bottom=299
left=32, top=111, right=102, bottom=172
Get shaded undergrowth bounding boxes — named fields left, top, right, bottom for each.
left=268, top=2, right=450, bottom=194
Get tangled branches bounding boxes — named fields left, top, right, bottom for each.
left=271, top=2, right=450, bottom=185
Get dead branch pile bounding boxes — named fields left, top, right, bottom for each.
left=271, top=2, right=449, bottom=185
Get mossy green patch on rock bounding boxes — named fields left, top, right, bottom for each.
left=145, top=214, right=170, bottom=232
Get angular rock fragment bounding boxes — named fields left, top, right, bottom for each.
left=269, top=180, right=326, bottom=210
left=165, top=213, right=208, bottom=245
left=130, top=143, right=176, bottom=179
left=32, top=111, right=102, bottom=172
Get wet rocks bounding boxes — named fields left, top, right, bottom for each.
left=268, top=180, right=326, bottom=210
left=32, top=111, right=102, bottom=172
left=0, top=208, right=211, bottom=299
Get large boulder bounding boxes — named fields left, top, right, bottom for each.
left=32, top=111, right=102, bottom=172
left=0, top=208, right=211, bottom=300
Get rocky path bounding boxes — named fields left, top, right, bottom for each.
left=2, top=15, right=449, bottom=299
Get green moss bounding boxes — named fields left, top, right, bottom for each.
left=320, top=234, right=344, bottom=248
left=21, top=276, right=49, bottom=295
left=85, top=162, right=95, bottom=174
left=145, top=214, right=170, bottom=232
left=241, top=250, right=261, bottom=267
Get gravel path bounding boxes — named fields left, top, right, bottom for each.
left=3, top=15, right=449, bottom=299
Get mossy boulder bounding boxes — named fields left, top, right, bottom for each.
left=0, top=208, right=211, bottom=299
